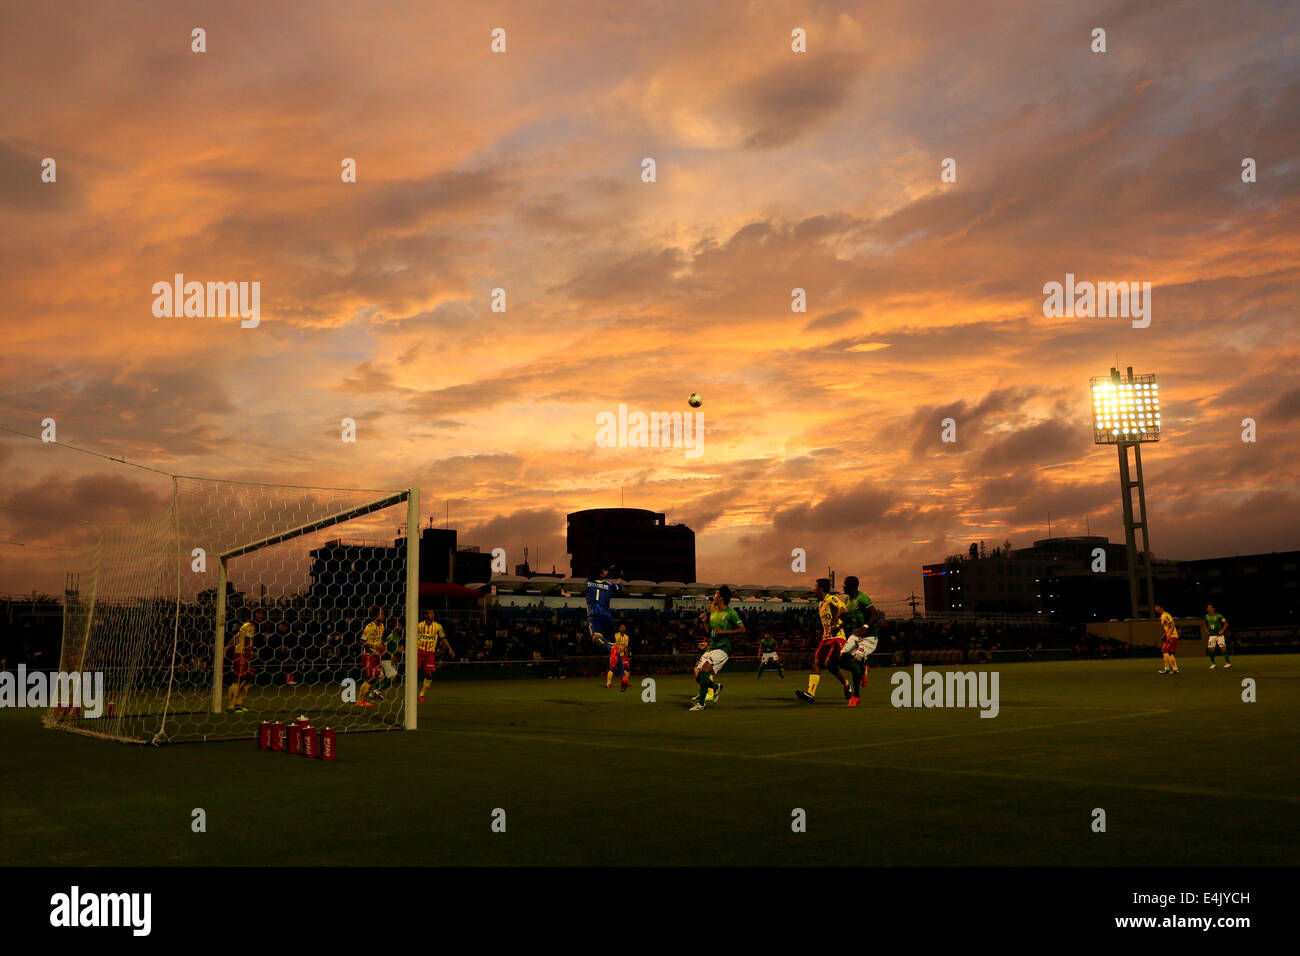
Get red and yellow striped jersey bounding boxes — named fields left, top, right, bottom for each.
left=819, top=594, right=846, bottom=640
left=418, top=620, right=445, bottom=652
left=232, top=622, right=254, bottom=654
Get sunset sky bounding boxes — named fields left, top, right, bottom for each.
left=2, top=0, right=1298, bottom=603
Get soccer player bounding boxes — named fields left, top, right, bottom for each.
left=796, top=579, right=850, bottom=703
left=1205, top=602, right=1232, bottom=669
left=606, top=623, right=631, bottom=691
left=691, top=585, right=743, bottom=711
left=227, top=608, right=262, bottom=713
left=756, top=632, right=784, bottom=678
left=371, top=618, right=403, bottom=701
left=839, top=575, right=884, bottom=706
left=418, top=609, right=454, bottom=701
left=356, top=607, right=385, bottom=706
left=1156, top=603, right=1180, bottom=675
left=585, top=562, right=624, bottom=650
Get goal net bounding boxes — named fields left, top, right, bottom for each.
left=45, top=477, right=419, bottom=743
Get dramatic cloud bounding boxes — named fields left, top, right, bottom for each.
left=2, top=0, right=1298, bottom=603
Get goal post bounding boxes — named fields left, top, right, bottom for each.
left=46, top=478, right=422, bottom=743
left=212, top=554, right=227, bottom=715
left=404, top=486, right=418, bottom=731
left=208, top=489, right=415, bottom=719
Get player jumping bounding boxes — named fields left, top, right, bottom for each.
left=585, top=562, right=624, bottom=653
left=691, top=586, right=744, bottom=711
left=418, top=609, right=455, bottom=700
left=1156, top=603, right=1180, bottom=674
left=796, top=578, right=850, bottom=703
left=839, top=576, right=884, bottom=706
left=606, top=622, right=631, bottom=691
left=1205, top=603, right=1232, bottom=669
left=356, top=607, right=385, bottom=706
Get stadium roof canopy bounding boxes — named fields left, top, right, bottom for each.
left=489, top=576, right=816, bottom=601
left=418, top=582, right=486, bottom=599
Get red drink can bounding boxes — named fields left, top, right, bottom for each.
left=320, top=727, right=337, bottom=761
left=295, top=715, right=310, bottom=729
left=302, top=726, right=318, bottom=758
left=287, top=724, right=302, bottom=755
left=270, top=721, right=285, bottom=751
left=258, top=721, right=271, bottom=749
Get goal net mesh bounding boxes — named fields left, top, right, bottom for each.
left=45, top=476, right=415, bottom=743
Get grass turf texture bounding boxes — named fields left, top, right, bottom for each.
left=4, top=655, right=1299, bottom=866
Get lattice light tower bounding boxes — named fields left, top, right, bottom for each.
left=1090, top=367, right=1160, bottom=620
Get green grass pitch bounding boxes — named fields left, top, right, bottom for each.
left=4, top=655, right=1299, bottom=866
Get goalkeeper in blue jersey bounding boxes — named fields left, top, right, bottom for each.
left=585, top=562, right=624, bottom=649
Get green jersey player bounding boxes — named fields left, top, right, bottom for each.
left=691, top=586, right=744, bottom=711
left=1205, top=603, right=1231, bottom=668
left=372, top=619, right=404, bottom=701
left=756, top=634, right=784, bottom=679
left=839, top=576, right=884, bottom=706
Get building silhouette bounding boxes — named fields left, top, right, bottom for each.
left=307, top=526, right=491, bottom=613
left=924, top=537, right=1300, bottom=625
left=566, top=508, right=695, bottom=582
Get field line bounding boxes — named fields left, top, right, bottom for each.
left=799, top=758, right=1300, bottom=804
left=761, top=708, right=1173, bottom=758
left=423, top=708, right=1168, bottom=766
left=423, top=727, right=718, bottom=759
left=424, top=721, right=1300, bottom=805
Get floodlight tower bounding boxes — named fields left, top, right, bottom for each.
left=1090, top=367, right=1161, bottom=619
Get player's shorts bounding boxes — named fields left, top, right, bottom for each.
left=418, top=650, right=438, bottom=675
left=815, top=638, right=846, bottom=669
left=843, top=635, right=878, bottom=660
left=588, top=617, right=613, bottom=646
left=1207, top=635, right=1227, bottom=651
left=380, top=659, right=398, bottom=680
left=1161, top=639, right=1178, bottom=654
left=760, top=652, right=779, bottom=664
left=362, top=653, right=382, bottom=681
left=232, top=653, right=252, bottom=680
left=696, top=649, right=729, bottom=672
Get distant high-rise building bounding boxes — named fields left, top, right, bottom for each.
left=923, top=538, right=1300, bottom=625
left=922, top=537, right=1133, bottom=617
left=567, top=508, right=695, bottom=582
left=306, top=526, right=492, bottom=612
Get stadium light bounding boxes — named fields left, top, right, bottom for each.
left=1092, top=367, right=1158, bottom=620
left=1090, top=371, right=1161, bottom=444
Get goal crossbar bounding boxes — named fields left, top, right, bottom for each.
left=219, top=490, right=410, bottom=561
left=211, top=487, right=419, bottom=730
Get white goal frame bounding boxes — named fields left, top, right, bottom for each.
left=210, top=487, right=420, bottom=729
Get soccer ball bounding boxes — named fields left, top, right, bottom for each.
left=688, top=393, right=703, bottom=408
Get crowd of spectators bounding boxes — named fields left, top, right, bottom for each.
left=14, top=594, right=1300, bottom=678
